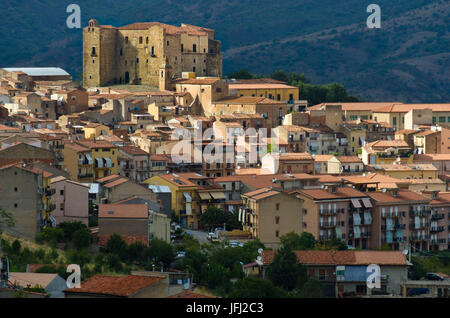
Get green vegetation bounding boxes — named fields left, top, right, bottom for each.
left=228, top=69, right=360, bottom=105
left=199, top=206, right=241, bottom=232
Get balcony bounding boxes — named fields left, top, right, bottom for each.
left=78, top=173, right=93, bottom=179
left=78, top=159, right=92, bottom=166
left=45, top=188, right=56, bottom=196
left=320, top=222, right=336, bottom=228
left=319, top=209, right=337, bottom=216
left=45, top=204, right=56, bottom=212
left=430, top=226, right=445, bottom=233
left=409, top=223, right=428, bottom=229
left=431, top=213, right=445, bottom=220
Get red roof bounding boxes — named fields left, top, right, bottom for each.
left=64, top=275, right=164, bottom=297
left=262, top=250, right=407, bottom=266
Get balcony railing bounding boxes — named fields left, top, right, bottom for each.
left=431, top=213, right=445, bottom=220
left=430, top=226, right=445, bottom=233
left=45, top=204, right=56, bottom=212
left=45, top=188, right=56, bottom=196
left=78, top=173, right=93, bottom=179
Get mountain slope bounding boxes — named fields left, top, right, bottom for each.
left=0, top=0, right=448, bottom=102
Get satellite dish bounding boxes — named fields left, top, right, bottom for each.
left=402, top=249, right=409, bottom=255
left=257, top=248, right=263, bottom=254
left=256, top=256, right=262, bottom=262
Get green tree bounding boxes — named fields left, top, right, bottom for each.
left=228, top=277, right=287, bottom=298
left=199, top=206, right=240, bottom=231
left=266, top=246, right=307, bottom=291
left=145, top=238, right=175, bottom=268
left=280, top=232, right=316, bottom=250
left=292, top=278, right=323, bottom=298
left=104, top=234, right=128, bottom=259
left=227, top=69, right=259, bottom=79
left=73, top=227, right=91, bottom=249
left=201, top=262, right=229, bottom=289
left=409, top=256, right=426, bottom=280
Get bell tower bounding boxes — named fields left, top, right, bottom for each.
left=159, top=56, right=173, bottom=91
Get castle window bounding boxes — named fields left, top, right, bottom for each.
left=203, top=48, right=206, bottom=53
left=167, top=41, right=170, bottom=46
left=193, top=67, right=196, bottom=72
left=92, top=60, right=95, bottom=64
left=193, top=58, right=196, bottom=63
left=146, top=37, right=149, bottom=44
left=125, top=60, right=127, bottom=65
left=181, top=44, right=184, bottom=52
left=120, top=48, right=123, bottom=56
left=146, top=59, right=149, bottom=64
left=91, top=47, right=96, bottom=56
left=193, top=44, right=197, bottom=52
left=136, top=58, right=139, bottom=64
left=151, top=46, right=155, bottom=56
left=125, top=37, right=129, bottom=43
left=139, top=37, right=143, bottom=44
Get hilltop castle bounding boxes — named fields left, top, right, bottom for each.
left=83, top=19, right=223, bottom=88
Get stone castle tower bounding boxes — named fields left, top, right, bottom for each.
left=83, top=19, right=223, bottom=88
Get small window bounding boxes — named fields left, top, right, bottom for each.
left=125, top=37, right=129, bottom=43
left=275, top=230, right=279, bottom=238
left=14, top=203, right=18, bottom=208
left=139, top=37, right=143, bottom=44
left=14, top=187, right=18, bottom=192
left=60, top=190, right=64, bottom=195
left=193, top=44, right=197, bottom=52
left=167, top=40, right=170, bottom=46
left=275, top=216, right=280, bottom=224
left=276, top=203, right=280, bottom=210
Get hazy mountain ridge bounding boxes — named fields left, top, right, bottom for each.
left=0, top=0, right=448, bottom=102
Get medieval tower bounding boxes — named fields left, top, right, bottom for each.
left=83, top=19, right=223, bottom=88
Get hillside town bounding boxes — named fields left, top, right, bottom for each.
left=0, top=20, right=450, bottom=299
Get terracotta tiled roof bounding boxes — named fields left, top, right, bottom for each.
left=367, top=140, right=410, bottom=149
left=119, top=145, right=149, bottom=156
left=430, top=192, right=450, bottom=205
left=213, top=96, right=285, bottom=104
left=96, top=174, right=121, bottom=183
left=337, top=156, right=362, bottom=163
left=277, top=152, right=314, bottom=161
left=414, top=154, right=450, bottom=161
left=262, top=250, right=407, bottom=266
left=103, top=178, right=129, bottom=188
left=229, top=83, right=298, bottom=90
left=314, top=155, right=334, bottom=162
left=367, top=189, right=430, bottom=204
left=177, top=78, right=220, bottom=85
left=309, top=102, right=400, bottom=111
left=77, top=140, right=116, bottom=149
left=298, top=187, right=366, bottom=200
left=64, top=275, right=164, bottom=297
left=9, top=272, right=59, bottom=289
left=374, top=103, right=450, bottom=113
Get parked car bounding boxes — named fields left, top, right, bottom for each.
left=426, top=272, right=445, bottom=281
left=176, top=251, right=186, bottom=259
left=407, top=288, right=430, bottom=296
